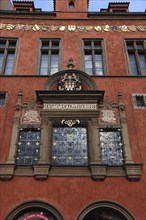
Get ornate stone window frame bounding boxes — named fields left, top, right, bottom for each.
left=0, top=71, right=143, bottom=181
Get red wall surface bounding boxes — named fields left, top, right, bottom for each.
left=0, top=8, right=146, bottom=220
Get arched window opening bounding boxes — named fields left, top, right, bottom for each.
left=83, top=207, right=127, bottom=220
left=69, top=1, right=75, bottom=8
left=5, top=201, right=64, bottom=220
left=77, top=201, right=135, bottom=220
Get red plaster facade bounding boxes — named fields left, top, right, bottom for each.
left=0, top=1, right=146, bottom=220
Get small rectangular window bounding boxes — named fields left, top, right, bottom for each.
left=0, top=92, right=7, bottom=106
left=99, top=128, right=124, bottom=166
left=82, top=39, right=106, bottom=76
left=16, top=128, right=40, bottom=165
left=0, top=38, right=18, bottom=75
left=39, top=39, right=61, bottom=75
left=133, top=94, right=146, bottom=108
left=125, top=40, right=146, bottom=76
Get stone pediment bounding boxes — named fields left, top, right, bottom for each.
left=44, top=69, right=97, bottom=91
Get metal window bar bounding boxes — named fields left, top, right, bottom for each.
left=99, top=128, right=124, bottom=166
left=16, top=128, right=40, bottom=165
left=52, top=120, right=88, bottom=166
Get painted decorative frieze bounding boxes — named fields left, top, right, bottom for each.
left=0, top=23, right=146, bottom=32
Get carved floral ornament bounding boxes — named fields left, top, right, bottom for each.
left=0, top=23, right=146, bottom=32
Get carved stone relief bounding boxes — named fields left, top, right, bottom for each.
left=21, top=104, right=41, bottom=124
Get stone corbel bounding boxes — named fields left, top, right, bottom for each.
left=0, top=163, right=15, bottom=181
left=33, top=164, right=50, bottom=180
left=125, top=163, right=143, bottom=181
left=90, top=163, right=107, bottom=181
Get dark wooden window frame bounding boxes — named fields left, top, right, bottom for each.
left=0, top=38, right=18, bottom=75
left=82, top=38, right=107, bottom=76
left=124, top=39, right=146, bottom=76
left=36, top=38, right=62, bottom=76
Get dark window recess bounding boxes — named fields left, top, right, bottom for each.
left=69, top=1, right=75, bottom=8
left=16, top=128, right=40, bottom=165
left=0, top=92, right=7, bottom=106
left=99, top=128, right=124, bottom=166
left=134, top=94, right=146, bottom=108
left=83, top=207, right=126, bottom=220
left=52, top=120, right=88, bottom=166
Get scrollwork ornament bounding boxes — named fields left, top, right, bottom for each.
left=94, top=25, right=102, bottom=31
left=32, top=24, right=40, bottom=31
left=6, top=24, right=15, bottom=30
left=137, top=26, right=145, bottom=32
left=0, top=23, right=6, bottom=29
left=61, top=119, right=80, bottom=127
left=15, top=24, right=25, bottom=30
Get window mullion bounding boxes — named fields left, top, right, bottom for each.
left=91, top=41, right=96, bottom=75
left=48, top=41, right=52, bottom=75
left=135, top=50, right=142, bottom=75
left=1, top=44, right=8, bottom=75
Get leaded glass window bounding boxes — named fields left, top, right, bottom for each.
left=16, top=128, right=40, bottom=165
left=52, top=120, right=88, bottom=166
left=99, top=128, right=124, bottom=166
